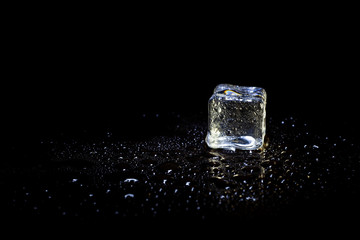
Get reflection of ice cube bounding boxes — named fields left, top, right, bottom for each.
left=205, top=84, right=267, bottom=151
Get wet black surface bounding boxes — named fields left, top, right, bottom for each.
left=3, top=70, right=360, bottom=237
left=2, top=108, right=360, bottom=232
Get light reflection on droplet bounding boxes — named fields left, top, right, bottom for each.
left=124, top=178, right=139, bottom=183
left=124, top=193, right=135, bottom=198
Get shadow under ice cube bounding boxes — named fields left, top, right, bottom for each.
left=205, top=84, right=267, bottom=151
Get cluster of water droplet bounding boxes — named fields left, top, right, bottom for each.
left=4, top=113, right=359, bottom=220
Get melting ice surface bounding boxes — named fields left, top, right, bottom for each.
left=206, top=84, right=267, bottom=151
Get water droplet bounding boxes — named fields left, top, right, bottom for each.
left=124, top=178, right=139, bottom=183
left=125, top=193, right=135, bottom=198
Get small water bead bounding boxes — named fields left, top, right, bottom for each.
left=124, top=178, right=139, bottom=183
left=124, top=193, right=135, bottom=198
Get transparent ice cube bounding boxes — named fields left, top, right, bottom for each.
left=205, top=84, right=267, bottom=151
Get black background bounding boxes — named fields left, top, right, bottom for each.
left=5, top=40, right=358, bottom=145
left=4, top=5, right=357, bottom=140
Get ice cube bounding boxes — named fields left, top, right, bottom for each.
left=205, top=84, right=267, bottom=151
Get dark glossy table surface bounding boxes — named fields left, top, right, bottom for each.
left=3, top=101, right=360, bottom=231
